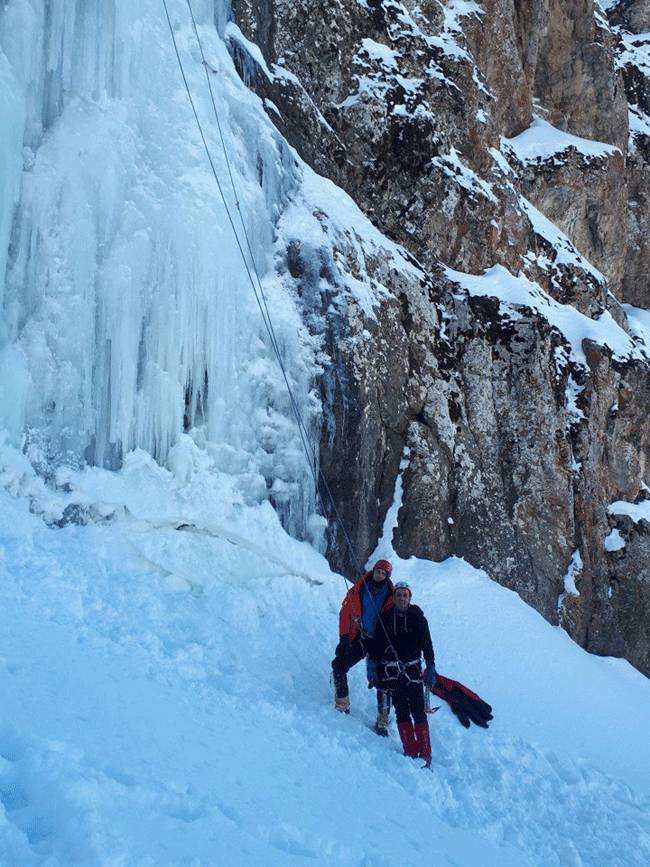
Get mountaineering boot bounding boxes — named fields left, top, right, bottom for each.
left=374, top=710, right=389, bottom=736
left=335, top=693, right=350, bottom=714
left=373, top=688, right=390, bottom=736
left=333, top=669, right=351, bottom=713
left=414, top=721, right=432, bottom=767
left=397, top=722, right=418, bottom=757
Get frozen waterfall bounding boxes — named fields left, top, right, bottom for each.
left=0, top=0, right=321, bottom=537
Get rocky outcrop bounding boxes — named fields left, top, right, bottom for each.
left=230, top=0, right=650, bottom=676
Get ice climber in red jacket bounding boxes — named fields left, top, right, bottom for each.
left=331, top=559, right=394, bottom=734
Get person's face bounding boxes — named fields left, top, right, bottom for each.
left=373, top=566, right=388, bottom=582
left=394, top=588, right=410, bottom=611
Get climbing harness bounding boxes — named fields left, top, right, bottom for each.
left=382, top=657, right=423, bottom=684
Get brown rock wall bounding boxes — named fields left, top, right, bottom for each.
left=231, top=0, right=650, bottom=676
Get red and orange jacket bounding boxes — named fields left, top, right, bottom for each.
left=338, top=572, right=395, bottom=641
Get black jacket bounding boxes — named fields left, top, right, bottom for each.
left=371, top=604, right=435, bottom=670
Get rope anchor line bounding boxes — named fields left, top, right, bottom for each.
left=161, top=0, right=365, bottom=586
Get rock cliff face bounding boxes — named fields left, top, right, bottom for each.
left=228, top=0, right=650, bottom=676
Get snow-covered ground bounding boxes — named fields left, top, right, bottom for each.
left=1, top=443, right=649, bottom=867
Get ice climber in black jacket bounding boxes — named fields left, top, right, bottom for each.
left=366, top=581, right=437, bottom=765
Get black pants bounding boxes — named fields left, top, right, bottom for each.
left=389, top=676, right=427, bottom=725
left=331, top=635, right=365, bottom=698
left=332, top=636, right=390, bottom=715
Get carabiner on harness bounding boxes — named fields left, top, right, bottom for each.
left=382, top=657, right=422, bottom=684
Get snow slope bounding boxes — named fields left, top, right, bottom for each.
left=1, top=444, right=649, bottom=867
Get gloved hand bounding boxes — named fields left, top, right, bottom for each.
left=366, top=655, right=378, bottom=688
left=448, top=686, right=492, bottom=728
left=353, top=616, right=369, bottom=640
left=423, top=666, right=437, bottom=688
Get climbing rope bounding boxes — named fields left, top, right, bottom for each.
left=162, top=7, right=407, bottom=679
left=162, top=3, right=409, bottom=667
left=161, top=0, right=367, bottom=585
